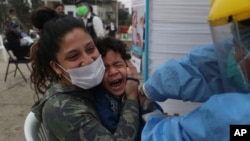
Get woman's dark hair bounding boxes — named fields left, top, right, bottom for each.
left=94, top=37, right=131, bottom=60
left=31, top=7, right=57, bottom=30
left=30, top=6, right=87, bottom=95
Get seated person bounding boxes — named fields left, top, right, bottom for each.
left=5, top=30, right=32, bottom=60
left=94, top=37, right=163, bottom=138
left=4, top=16, right=32, bottom=60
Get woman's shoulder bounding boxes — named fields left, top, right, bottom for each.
left=42, top=82, right=97, bottom=118
left=42, top=92, right=98, bottom=130
left=43, top=91, right=95, bottom=114
left=44, top=82, right=92, bottom=108
left=41, top=92, right=100, bottom=140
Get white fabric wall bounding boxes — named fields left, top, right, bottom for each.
left=64, top=5, right=77, bottom=17
left=148, top=0, right=213, bottom=115
left=0, top=35, right=8, bottom=62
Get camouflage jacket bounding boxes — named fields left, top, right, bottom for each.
left=31, top=81, right=139, bottom=141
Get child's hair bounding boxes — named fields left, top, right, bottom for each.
left=94, top=37, right=131, bottom=60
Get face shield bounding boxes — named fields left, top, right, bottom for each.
left=210, top=18, right=250, bottom=91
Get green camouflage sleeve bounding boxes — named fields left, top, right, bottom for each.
left=43, top=94, right=139, bottom=141
left=112, top=99, right=140, bottom=140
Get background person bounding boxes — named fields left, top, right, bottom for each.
left=106, top=21, right=117, bottom=38
left=139, top=4, right=250, bottom=141
left=131, top=10, right=137, bottom=45
left=30, top=7, right=140, bottom=141
left=75, top=0, right=104, bottom=39
left=53, top=3, right=65, bottom=14
left=4, top=9, right=31, bottom=60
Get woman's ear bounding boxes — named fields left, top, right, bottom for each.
left=50, top=61, right=63, bottom=75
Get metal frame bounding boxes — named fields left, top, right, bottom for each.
left=3, top=43, right=31, bottom=82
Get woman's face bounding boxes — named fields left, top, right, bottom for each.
left=51, top=28, right=100, bottom=80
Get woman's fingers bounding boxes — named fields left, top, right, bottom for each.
left=126, top=60, right=138, bottom=78
left=125, top=60, right=139, bottom=100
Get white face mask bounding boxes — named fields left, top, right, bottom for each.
left=57, top=55, right=105, bottom=89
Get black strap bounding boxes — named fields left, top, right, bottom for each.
left=126, top=77, right=140, bottom=84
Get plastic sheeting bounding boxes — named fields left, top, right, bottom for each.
left=148, top=0, right=213, bottom=75
left=147, top=0, right=213, bottom=114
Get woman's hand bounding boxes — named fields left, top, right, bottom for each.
left=125, top=60, right=139, bottom=100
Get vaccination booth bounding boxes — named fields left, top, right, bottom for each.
left=131, top=0, right=214, bottom=115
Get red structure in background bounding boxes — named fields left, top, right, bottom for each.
left=120, top=26, right=128, bottom=33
